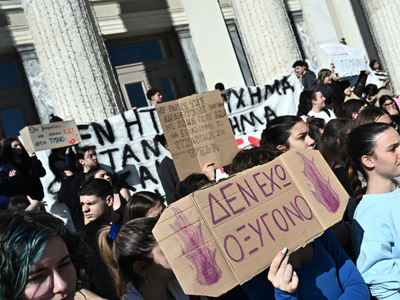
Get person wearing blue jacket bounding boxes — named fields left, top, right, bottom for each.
left=231, top=143, right=369, bottom=300
left=346, top=122, right=400, bottom=299
left=266, top=230, right=369, bottom=300
left=0, top=157, right=23, bottom=209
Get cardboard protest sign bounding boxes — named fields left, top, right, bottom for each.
left=20, top=120, right=81, bottom=153
left=153, top=149, right=348, bottom=297
left=320, top=43, right=368, bottom=77
left=156, top=90, right=239, bottom=180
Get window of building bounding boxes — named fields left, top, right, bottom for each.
left=0, top=61, right=22, bottom=88
left=0, top=107, right=25, bottom=137
left=108, top=34, right=195, bottom=109
left=0, top=55, right=39, bottom=137
left=107, top=38, right=175, bottom=67
left=125, top=82, right=149, bottom=108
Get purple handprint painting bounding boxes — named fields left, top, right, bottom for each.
left=296, top=151, right=340, bottom=213
left=170, top=207, right=222, bottom=286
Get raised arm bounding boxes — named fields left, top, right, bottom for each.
left=28, top=153, right=46, bottom=177
left=353, top=71, right=370, bottom=98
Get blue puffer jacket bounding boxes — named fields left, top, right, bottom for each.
left=0, top=157, right=23, bottom=209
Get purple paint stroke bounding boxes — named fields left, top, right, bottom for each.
left=169, top=207, right=222, bottom=286
left=296, top=151, right=340, bottom=213
left=236, top=225, right=246, bottom=232
left=249, top=248, right=259, bottom=255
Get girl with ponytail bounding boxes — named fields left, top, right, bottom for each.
left=98, top=217, right=208, bottom=300
left=345, top=122, right=400, bottom=299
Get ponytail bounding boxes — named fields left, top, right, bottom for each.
left=345, top=123, right=392, bottom=203
left=97, top=217, right=159, bottom=298
left=347, top=165, right=364, bottom=204
left=98, top=226, right=126, bottom=298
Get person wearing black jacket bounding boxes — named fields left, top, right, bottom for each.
left=79, top=179, right=121, bottom=300
left=1, top=138, right=45, bottom=201
left=70, top=146, right=99, bottom=230
left=293, top=60, right=317, bottom=91
left=0, top=157, right=23, bottom=209
left=155, top=134, right=180, bottom=204
left=47, top=114, right=77, bottom=210
left=48, top=146, right=76, bottom=210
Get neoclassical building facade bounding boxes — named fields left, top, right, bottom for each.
left=0, top=0, right=398, bottom=136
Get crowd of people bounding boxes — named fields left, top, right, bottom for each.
left=0, top=60, right=400, bottom=300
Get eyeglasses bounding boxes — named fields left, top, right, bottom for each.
left=383, top=101, right=395, bottom=107
left=390, top=122, right=399, bottom=131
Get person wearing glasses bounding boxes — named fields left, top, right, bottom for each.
left=379, top=95, right=399, bottom=116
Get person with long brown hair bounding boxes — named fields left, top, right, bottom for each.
left=318, top=119, right=356, bottom=259
left=123, top=191, right=165, bottom=223
left=1, top=137, right=46, bottom=201
left=319, top=119, right=354, bottom=194
left=354, top=106, right=392, bottom=127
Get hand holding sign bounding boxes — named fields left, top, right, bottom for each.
left=19, top=120, right=82, bottom=153
left=202, top=162, right=215, bottom=181
left=153, top=149, right=348, bottom=297
left=320, top=43, right=369, bottom=77
left=267, top=247, right=298, bottom=294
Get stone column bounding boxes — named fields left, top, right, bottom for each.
left=21, top=0, right=124, bottom=122
left=230, top=0, right=301, bottom=85
left=287, top=7, right=318, bottom=67
left=359, top=0, right=400, bottom=94
left=175, top=24, right=208, bottom=94
left=16, top=44, right=54, bottom=124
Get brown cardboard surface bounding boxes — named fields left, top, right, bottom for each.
left=156, top=90, right=239, bottom=180
left=153, top=149, right=348, bottom=297
left=19, top=120, right=82, bottom=153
